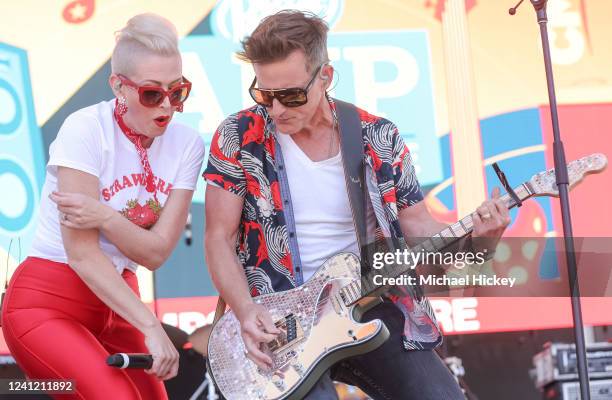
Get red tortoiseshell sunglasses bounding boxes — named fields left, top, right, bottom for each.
left=117, top=74, right=192, bottom=109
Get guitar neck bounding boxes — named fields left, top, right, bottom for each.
left=341, top=182, right=536, bottom=304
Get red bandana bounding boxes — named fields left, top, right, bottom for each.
left=113, top=99, right=158, bottom=199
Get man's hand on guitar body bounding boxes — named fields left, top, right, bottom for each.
left=471, top=187, right=512, bottom=254
left=236, top=303, right=281, bottom=370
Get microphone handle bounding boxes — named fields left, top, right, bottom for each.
left=106, top=353, right=153, bottom=369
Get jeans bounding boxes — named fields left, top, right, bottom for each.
left=304, top=300, right=465, bottom=400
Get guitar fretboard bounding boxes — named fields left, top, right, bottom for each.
left=339, top=182, right=534, bottom=305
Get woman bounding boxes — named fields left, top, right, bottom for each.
left=1, top=13, right=205, bottom=399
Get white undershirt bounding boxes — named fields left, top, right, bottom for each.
left=276, top=132, right=375, bottom=282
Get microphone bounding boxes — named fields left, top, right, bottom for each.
left=508, top=0, right=524, bottom=15
left=106, top=353, right=153, bottom=369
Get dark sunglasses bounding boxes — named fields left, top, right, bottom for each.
left=117, top=74, right=192, bottom=108
left=249, top=65, right=323, bottom=108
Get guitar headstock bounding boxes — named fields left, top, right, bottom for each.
left=529, top=153, right=608, bottom=197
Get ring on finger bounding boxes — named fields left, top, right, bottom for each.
left=62, top=213, right=68, bottom=221
left=481, top=212, right=492, bottom=220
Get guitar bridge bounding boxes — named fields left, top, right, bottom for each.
left=267, top=314, right=305, bottom=354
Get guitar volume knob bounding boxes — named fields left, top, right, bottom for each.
left=292, top=362, right=306, bottom=376
left=271, top=374, right=286, bottom=391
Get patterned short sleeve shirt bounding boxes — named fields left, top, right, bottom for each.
left=204, top=99, right=442, bottom=350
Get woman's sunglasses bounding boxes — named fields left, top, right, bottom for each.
left=249, top=65, right=323, bottom=108
left=117, top=74, right=192, bottom=108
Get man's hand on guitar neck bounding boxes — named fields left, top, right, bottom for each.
left=235, top=303, right=281, bottom=369
left=471, top=187, right=511, bottom=254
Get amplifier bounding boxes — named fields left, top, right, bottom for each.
left=533, top=342, right=612, bottom=388
left=543, top=379, right=612, bottom=400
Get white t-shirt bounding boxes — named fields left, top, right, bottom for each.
left=30, top=100, right=205, bottom=273
left=276, top=132, right=376, bottom=281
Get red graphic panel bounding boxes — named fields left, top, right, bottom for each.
left=540, top=103, right=612, bottom=237
left=62, top=0, right=95, bottom=24
left=431, top=297, right=612, bottom=334
left=423, top=0, right=477, bottom=21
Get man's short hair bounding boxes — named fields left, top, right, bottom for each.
left=237, top=10, right=330, bottom=72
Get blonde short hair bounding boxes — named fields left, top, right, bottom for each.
left=111, top=13, right=180, bottom=76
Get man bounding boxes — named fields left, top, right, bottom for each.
left=204, top=10, right=509, bottom=399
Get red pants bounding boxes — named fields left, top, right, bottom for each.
left=1, top=257, right=167, bottom=400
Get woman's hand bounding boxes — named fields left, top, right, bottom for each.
left=50, top=191, right=115, bottom=229
left=142, top=324, right=180, bottom=380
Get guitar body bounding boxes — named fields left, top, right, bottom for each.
left=207, top=253, right=389, bottom=400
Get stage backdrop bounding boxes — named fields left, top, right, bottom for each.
left=1, top=0, right=612, bottom=354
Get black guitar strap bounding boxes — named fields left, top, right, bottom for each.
left=335, top=99, right=370, bottom=266
left=335, top=102, right=422, bottom=300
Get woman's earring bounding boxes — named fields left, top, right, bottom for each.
left=117, top=96, right=128, bottom=116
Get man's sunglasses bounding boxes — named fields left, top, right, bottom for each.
left=117, top=74, right=192, bottom=108
left=249, top=65, right=323, bottom=108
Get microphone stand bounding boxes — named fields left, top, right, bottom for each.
left=509, top=1, right=591, bottom=398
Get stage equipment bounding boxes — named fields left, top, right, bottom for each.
left=533, top=342, right=612, bottom=389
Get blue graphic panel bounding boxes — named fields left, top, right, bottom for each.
left=436, top=108, right=559, bottom=280
left=329, top=31, right=442, bottom=186
left=0, top=43, right=45, bottom=258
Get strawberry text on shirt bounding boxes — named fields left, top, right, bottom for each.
left=101, top=173, right=173, bottom=201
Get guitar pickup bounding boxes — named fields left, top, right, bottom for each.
left=267, top=314, right=305, bottom=354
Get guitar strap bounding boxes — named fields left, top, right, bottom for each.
left=334, top=99, right=370, bottom=265
left=212, top=295, right=226, bottom=325
left=212, top=99, right=369, bottom=325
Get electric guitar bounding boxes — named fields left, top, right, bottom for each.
left=207, top=153, right=607, bottom=400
